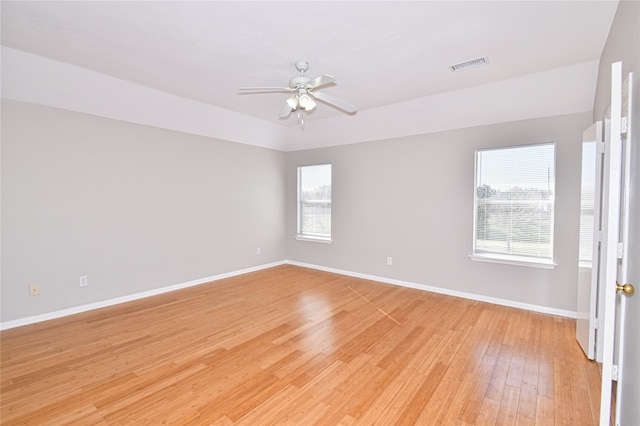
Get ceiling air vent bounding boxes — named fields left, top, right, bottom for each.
left=449, top=57, right=489, bottom=72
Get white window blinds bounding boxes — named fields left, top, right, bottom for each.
left=578, top=141, right=597, bottom=264
left=474, top=143, right=556, bottom=260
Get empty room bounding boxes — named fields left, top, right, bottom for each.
left=1, top=1, right=639, bottom=425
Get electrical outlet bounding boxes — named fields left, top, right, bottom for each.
left=79, top=275, right=88, bottom=287
left=387, top=257, right=393, bottom=266
left=256, top=247, right=261, bottom=255
left=29, top=284, right=40, bottom=296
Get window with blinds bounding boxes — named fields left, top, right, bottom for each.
left=297, top=164, right=332, bottom=240
left=473, top=142, right=556, bottom=264
left=579, top=141, right=597, bottom=264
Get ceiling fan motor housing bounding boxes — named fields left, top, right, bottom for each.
left=289, top=76, right=311, bottom=89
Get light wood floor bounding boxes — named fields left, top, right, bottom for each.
left=1, top=265, right=601, bottom=425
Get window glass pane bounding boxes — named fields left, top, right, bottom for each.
left=579, top=141, right=596, bottom=263
left=298, top=164, right=331, bottom=238
left=475, top=143, right=555, bottom=260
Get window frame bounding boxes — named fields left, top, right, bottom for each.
left=470, top=142, right=557, bottom=269
left=296, top=163, right=332, bottom=243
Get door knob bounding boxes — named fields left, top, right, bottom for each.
left=616, top=282, right=635, bottom=296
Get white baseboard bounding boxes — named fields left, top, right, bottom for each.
left=285, top=260, right=577, bottom=319
left=1, top=259, right=575, bottom=330
left=0, top=261, right=286, bottom=331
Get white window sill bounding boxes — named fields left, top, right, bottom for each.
left=296, top=235, right=332, bottom=244
left=469, top=253, right=557, bottom=269
left=579, top=261, right=593, bottom=270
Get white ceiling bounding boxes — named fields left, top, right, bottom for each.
left=1, top=1, right=619, bottom=149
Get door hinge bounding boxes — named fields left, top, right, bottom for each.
left=617, top=242, right=624, bottom=259
left=596, top=230, right=603, bottom=243
left=612, top=364, right=619, bottom=381
left=621, top=116, right=628, bottom=134
left=597, top=141, right=606, bottom=154
left=593, top=318, right=599, bottom=330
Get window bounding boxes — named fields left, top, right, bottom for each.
left=578, top=141, right=597, bottom=265
left=297, top=164, right=331, bottom=241
left=472, top=142, right=556, bottom=268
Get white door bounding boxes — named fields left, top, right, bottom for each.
left=576, top=121, right=603, bottom=360
left=599, top=62, right=637, bottom=426
left=615, top=68, right=639, bottom=426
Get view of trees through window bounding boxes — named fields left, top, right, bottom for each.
left=474, top=143, right=555, bottom=260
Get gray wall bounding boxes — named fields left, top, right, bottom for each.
left=593, top=0, right=640, bottom=121
left=286, top=112, right=592, bottom=312
left=1, top=100, right=286, bottom=322
left=592, top=1, right=640, bottom=423
left=0, top=103, right=595, bottom=322
left=0, top=75, right=608, bottom=323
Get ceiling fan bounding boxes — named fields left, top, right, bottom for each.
left=238, top=61, right=356, bottom=124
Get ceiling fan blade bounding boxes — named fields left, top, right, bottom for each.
left=306, top=74, right=336, bottom=89
left=310, top=90, right=356, bottom=113
left=238, top=87, right=294, bottom=93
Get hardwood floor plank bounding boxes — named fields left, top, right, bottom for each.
left=396, top=361, right=449, bottom=424
left=0, top=265, right=602, bottom=425
left=584, top=356, right=602, bottom=424
left=476, top=397, right=501, bottom=425
left=485, top=343, right=514, bottom=403
left=458, top=352, right=499, bottom=423
left=495, top=383, right=521, bottom=425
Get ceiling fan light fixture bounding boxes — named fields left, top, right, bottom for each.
left=298, top=93, right=316, bottom=111
left=449, top=56, right=489, bottom=72
left=286, top=96, right=298, bottom=110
